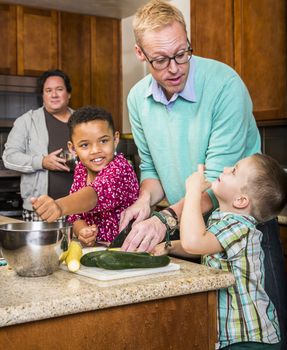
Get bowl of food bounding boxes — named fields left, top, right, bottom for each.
left=0, top=221, right=71, bottom=277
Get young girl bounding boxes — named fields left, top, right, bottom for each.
left=31, top=106, right=139, bottom=246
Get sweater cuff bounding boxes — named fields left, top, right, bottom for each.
left=32, top=155, right=45, bottom=170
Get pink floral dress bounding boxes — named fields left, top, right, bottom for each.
left=68, top=153, right=139, bottom=242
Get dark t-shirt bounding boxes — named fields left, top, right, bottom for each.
left=45, top=109, right=74, bottom=199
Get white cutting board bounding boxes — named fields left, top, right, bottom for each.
left=60, top=247, right=180, bottom=281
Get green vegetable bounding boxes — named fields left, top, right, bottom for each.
left=96, top=251, right=170, bottom=270
left=80, top=251, right=107, bottom=267
left=80, top=251, right=170, bottom=269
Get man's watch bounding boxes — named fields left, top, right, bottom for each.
left=151, top=208, right=179, bottom=248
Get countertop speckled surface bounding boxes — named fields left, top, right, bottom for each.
left=0, top=258, right=235, bottom=328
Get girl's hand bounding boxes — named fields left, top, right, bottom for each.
left=186, top=164, right=211, bottom=194
left=31, top=195, right=62, bottom=222
left=78, top=225, right=98, bottom=247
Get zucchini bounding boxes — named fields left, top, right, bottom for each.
left=96, top=251, right=170, bottom=270
left=80, top=250, right=152, bottom=268
left=80, top=251, right=107, bottom=267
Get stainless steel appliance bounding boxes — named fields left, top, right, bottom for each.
left=0, top=74, right=42, bottom=127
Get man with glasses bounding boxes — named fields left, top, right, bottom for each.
left=120, top=1, right=286, bottom=348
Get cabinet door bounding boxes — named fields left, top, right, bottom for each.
left=60, top=12, right=91, bottom=109
left=0, top=4, right=17, bottom=75
left=190, top=0, right=234, bottom=67
left=91, top=17, right=122, bottom=132
left=234, top=0, right=287, bottom=120
left=17, top=6, right=58, bottom=76
left=190, top=0, right=287, bottom=121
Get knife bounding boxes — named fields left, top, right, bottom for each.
left=109, top=219, right=135, bottom=248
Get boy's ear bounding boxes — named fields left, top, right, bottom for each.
left=233, top=195, right=250, bottom=209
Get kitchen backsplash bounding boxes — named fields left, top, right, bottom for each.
left=259, top=124, right=287, bottom=169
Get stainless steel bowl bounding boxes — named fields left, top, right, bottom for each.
left=0, top=221, right=71, bottom=277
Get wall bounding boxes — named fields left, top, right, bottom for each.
left=121, top=0, right=190, bottom=133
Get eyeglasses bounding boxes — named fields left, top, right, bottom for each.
left=140, top=43, right=193, bottom=71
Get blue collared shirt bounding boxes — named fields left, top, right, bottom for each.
left=127, top=55, right=261, bottom=205
left=145, top=57, right=197, bottom=111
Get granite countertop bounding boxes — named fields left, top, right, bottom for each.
left=0, top=216, right=23, bottom=225
left=0, top=258, right=235, bottom=328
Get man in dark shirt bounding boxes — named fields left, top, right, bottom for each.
left=3, top=69, right=74, bottom=221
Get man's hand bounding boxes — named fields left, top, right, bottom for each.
left=119, top=198, right=151, bottom=231
left=31, top=195, right=62, bottom=222
left=121, top=216, right=166, bottom=253
left=42, top=148, right=70, bottom=172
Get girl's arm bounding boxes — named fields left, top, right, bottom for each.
left=180, top=166, right=223, bottom=256
left=57, top=186, right=97, bottom=216
left=31, top=186, right=98, bottom=222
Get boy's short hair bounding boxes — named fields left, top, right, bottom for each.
left=38, top=69, right=72, bottom=94
left=247, top=153, right=287, bottom=222
left=68, top=106, right=115, bottom=140
left=133, top=0, right=187, bottom=45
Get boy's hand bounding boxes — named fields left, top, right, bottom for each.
left=31, top=195, right=62, bottom=222
left=186, top=164, right=211, bottom=194
left=78, top=225, right=98, bottom=247
left=152, top=242, right=170, bottom=256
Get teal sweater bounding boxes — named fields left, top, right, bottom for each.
left=127, top=56, right=261, bottom=207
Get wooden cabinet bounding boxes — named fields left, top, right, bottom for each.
left=60, top=12, right=91, bottom=109
left=0, top=4, right=17, bottom=75
left=0, top=291, right=217, bottom=350
left=90, top=17, right=122, bottom=131
left=190, top=0, right=287, bottom=121
left=0, top=4, right=122, bottom=130
left=16, top=7, right=58, bottom=76
left=0, top=5, right=58, bottom=76
left=60, top=14, right=122, bottom=130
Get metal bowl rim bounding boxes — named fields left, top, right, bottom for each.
left=0, top=222, right=71, bottom=232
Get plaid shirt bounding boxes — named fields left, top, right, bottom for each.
left=203, top=209, right=280, bottom=349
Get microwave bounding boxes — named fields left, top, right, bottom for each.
left=0, top=75, right=42, bottom=127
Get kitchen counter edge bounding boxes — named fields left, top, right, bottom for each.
left=0, top=258, right=235, bottom=328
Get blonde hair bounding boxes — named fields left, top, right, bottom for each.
left=133, top=0, right=187, bottom=45
left=247, top=154, right=287, bottom=222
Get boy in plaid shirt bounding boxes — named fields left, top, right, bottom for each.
left=155, top=153, right=287, bottom=349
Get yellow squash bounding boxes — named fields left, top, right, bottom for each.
left=61, top=241, right=83, bottom=272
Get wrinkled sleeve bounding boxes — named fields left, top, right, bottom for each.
left=208, top=217, right=249, bottom=260
left=204, top=76, right=260, bottom=209
left=3, top=111, right=44, bottom=172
